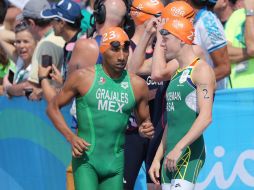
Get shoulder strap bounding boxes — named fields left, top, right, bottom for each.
left=95, top=35, right=103, bottom=64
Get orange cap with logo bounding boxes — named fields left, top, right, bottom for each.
left=130, top=0, right=164, bottom=25
left=161, top=1, right=195, bottom=21
left=99, top=27, right=129, bottom=53
left=161, top=17, right=195, bottom=45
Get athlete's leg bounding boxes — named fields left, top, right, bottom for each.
left=72, top=158, right=98, bottom=190
left=99, top=172, right=123, bottom=190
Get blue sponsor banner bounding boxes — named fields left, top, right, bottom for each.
left=196, top=89, right=254, bottom=190
left=0, top=88, right=254, bottom=190
left=0, top=96, right=72, bottom=190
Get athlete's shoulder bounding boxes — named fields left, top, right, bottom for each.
left=68, top=66, right=95, bottom=81
left=192, top=59, right=216, bottom=87
left=129, top=72, right=149, bottom=99
left=129, top=72, right=147, bottom=87
left=74, top=38, right=99, bottom=52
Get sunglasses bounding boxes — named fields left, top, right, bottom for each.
left=110, top=41, right=130, bottom=51
left=131, top=5, right=161, bottom=18
left=159, top=29, right=170, bottom=36
left=14, top=21, right=29, bottom=33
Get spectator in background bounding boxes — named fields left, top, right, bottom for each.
left=0, top=43, right=15, bottom=94
left=22, top=0, right=65, bottom=100
left=214, top=0, right=238, bottom=26
left=2, top=2, right=21, bottom=31
left=184, top=0, right=231, bottom=90
left=39, top=2, right=82, bottom=188
left=39, top=0, right=82, bottom=102
left=225, top=0, right=254, bottom=88
left=2, top=21, right=37, bottom=97
left=0, top=0, right=8, bottom=26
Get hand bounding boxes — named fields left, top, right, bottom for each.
left=38, top=65, right=51, bottom=78
left=144, top=17, right=160, bottom=37
left=148, top=159, right=161, bottom=185
left=28, top=87, right=42, bottom=101
left=164, top=146, right=182, bottom=173
left=69, top=135, right=91, bottom=158
left=138, top=120, right=154, bottom=139
left=50, top=64, right=63, bottom=84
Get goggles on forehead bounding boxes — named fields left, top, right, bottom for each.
left=131, top=5, right=161, bottom=18
left=109, top=40, right=130, bottom=50
left=159, top=29, right=170, bottom=36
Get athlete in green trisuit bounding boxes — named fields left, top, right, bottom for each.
left=148, top=18, right=216, bottom=190
left=47, top=27, right=154, bottom=190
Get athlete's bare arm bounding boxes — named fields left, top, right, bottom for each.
left=130, top=73, right=154, bottom=139
left=47, top=68, right=95, bottom=158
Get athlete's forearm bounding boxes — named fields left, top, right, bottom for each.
left=128, top=32, right=152, bottom=73
left=47, top=101, right=74, bottom=142
left=227, top=43, right=250, bottom=63
left=175, top=114, right=212, bottom=151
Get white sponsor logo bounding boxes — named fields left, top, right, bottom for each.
left=179, top=70, right=189, bottom=84
left=121, top=82, right=128, bottom=89
left=195, top=146, right=254, bottom=189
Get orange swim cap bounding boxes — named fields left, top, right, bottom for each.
left=161, top=1, right=195, bottom=21
left=130, top=0, right=164, bottom=25
left=161, top=17, right=194, bottom=45
left=99, top=27, right=129, bottom=53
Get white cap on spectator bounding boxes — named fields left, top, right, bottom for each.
left=8, top=0, right=30, bottom=9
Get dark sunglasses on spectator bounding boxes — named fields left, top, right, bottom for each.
left=110, top=41, right=130, bottom=51
left=14, top=21, right=30, bottom=33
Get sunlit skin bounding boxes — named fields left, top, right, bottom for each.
left=161, top=34, right=182, bottom=62
left=102, top=43, right=130, bottom=78
left=15, top=30, right=37, bottom=65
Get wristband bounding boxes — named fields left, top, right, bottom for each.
left=39, top=76, right=48, bottom=85
left=246, top=9, right=254, bottom=16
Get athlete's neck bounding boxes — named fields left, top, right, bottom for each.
left=176, top=45, right=197, bottom=69
left=102, top=64, right=123, bottom=79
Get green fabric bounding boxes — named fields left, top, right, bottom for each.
left=0, top=59, right=16, bottom=78
left=80, top=9, right=93, bottom=33
left=163, top=61, right=205, bottom=183
left=73, top=64, right=136, bottom=189
left=225, top=9, right=254, bottom=88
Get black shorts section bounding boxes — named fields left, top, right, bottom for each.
left=124, top=129, right=149, bottom=190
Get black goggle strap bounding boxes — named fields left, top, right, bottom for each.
left=130, top=5, right=161, bottom=18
